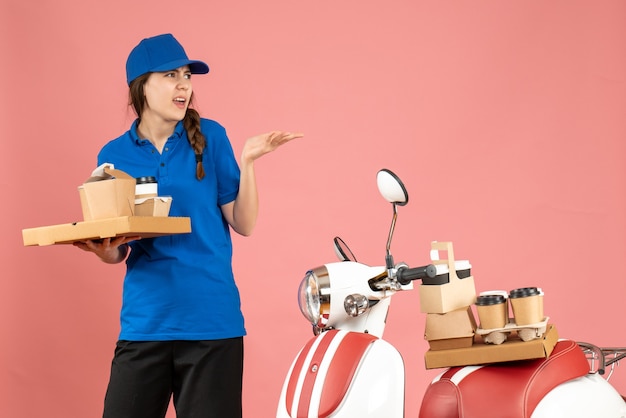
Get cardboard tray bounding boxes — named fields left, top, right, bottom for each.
left=22, top=216, right=191, bottom=246
left=424, top=324, right=559, bottom=369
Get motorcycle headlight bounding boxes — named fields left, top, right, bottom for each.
left=297, top=266, right=331, bottom=328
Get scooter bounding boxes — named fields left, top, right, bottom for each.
left=276, top=168, right=626, bottom=417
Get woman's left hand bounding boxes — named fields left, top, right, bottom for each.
left=241, top=131, right=303, bottom=164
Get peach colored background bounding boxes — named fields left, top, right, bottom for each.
left=2, top=1, right=625, bottom=417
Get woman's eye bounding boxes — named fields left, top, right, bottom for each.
left=184, top=73, right=192, bottom=79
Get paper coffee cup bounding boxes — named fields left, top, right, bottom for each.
left=509, top=287, right=544, bottom=325
left=476, top=294, right=508, bottom=329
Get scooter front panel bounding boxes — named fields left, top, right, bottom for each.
left=278, top=329, right=405, bottom=417
left=296, top=329, right=346, bottom=417
left=317, top=331, right=379, bottom=416
left=284, top=332, right=321, bottom=415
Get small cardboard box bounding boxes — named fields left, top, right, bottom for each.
left=424, top=324, right=559, bottom=369
left=135, top=197, right=173, bottom=217
left=419, top=241, right=477, bottom=314
left=78, top=164, right=136, bottom=221
left=425, top=306, right=477, bottom=351
left=22, top=216, right=191, bottom=246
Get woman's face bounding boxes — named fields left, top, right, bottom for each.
left=142, top=65, right=193, bottom=124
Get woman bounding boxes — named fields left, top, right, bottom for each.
left=74, top=33, right=302, bottom=418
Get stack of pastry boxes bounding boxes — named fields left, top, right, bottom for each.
left=421, top=241, right=478, bottom=351
left=79, top=163, right=172, bottom=219
left=420, top=241, right=558, bottom=369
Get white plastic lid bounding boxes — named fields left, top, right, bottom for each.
left=434, top=260, right=471, bottom=275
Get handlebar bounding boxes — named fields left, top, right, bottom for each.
left=397, top=264, right=437, bottom=285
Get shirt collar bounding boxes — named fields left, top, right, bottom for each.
left=130, top=119, right=186, bottom=145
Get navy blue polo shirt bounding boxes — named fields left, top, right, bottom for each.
left=97, top=118, right=245, bottom=341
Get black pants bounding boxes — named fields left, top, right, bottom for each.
left=102, top=338, right=244, bottom=418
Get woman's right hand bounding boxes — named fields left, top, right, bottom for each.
left=73, top=236, right=140, bottom=264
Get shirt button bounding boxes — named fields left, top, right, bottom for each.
left=160, top=163, right=165, bottom=167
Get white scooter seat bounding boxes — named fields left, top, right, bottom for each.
left=419, top=340, right=590, bottom=418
